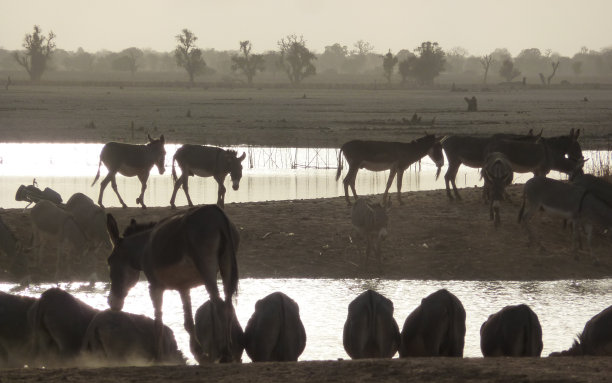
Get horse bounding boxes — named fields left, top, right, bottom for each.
left=105, top=204, right=240, bottom=364
left=342, top=290, right=400, bottom=359
left=92, top=134, right=166, bottom=209
left=169, top=144, right=246, bottom=209
left=336, top=134, right=444, bottom=206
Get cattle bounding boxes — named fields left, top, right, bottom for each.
left=244, top=292, right=306, bottom=362
left=342, top=290, right=400, bottom=359
left=481, top=152, right=513, bottom=227
left=351, top=198, right=389, bottom=264
left=81, top=310, right=185, bottom=366
left=550, top=305, right=612, bottom=356
left=29, top=200, right=88, bottom=279
left=28, top=288, right=99, bottom=367
left=194, top=299, right=244, bottom=363
left=399, top=289, right=466, bottom=357
left=0, top=292, right=37, bottom=367
left=480, top=304, right=543, bottom=357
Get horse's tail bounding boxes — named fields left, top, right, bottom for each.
left=171, top=154, right=178, bottom=183
left=91, top=158, right=102, bottom=186
left=335, top=148, right=344, bottom=181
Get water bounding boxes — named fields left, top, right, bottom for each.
left=2, top=143, right=606, bottom=208
left=3, top=278, right=610, bottom=363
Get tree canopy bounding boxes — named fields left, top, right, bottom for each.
left=277, top=34, right=316, bottom=85
left=174, top=29, right=206, bottom=83
left=14, top=25, right=56, bottom=81
left=231, top=41, right=265, bottom=85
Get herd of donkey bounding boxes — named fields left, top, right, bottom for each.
left=1, top=126, right=612, bottom=367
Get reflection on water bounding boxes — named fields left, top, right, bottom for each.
left=2, top=143, right=602, bottom=208
left=3, top=278, right=610, bottom=364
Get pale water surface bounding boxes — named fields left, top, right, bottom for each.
left=1, top=143, right=604, bottom=208
left=2, top=278, right=610, bottom=364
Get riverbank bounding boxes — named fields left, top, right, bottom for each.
left=1, top=184, right=611, bottom=283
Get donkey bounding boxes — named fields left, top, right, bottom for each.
left=170, top=144, right=246, bottom=209
left=518, top=176, right=612, bottom=262
left=351, top=198, right=389, bottom=264
left=106, top=204, right=240, bottom=364
left=336, top=134, right=444, bottom=206
left=550, top=305, right=612, bottom=356
left=195, top=299, right=244, bottom=363
left=481, top=152, right=513, bottom=227
left=92, top=134, right=166, bottom=209
left=480, top=304, right=543, bottom=357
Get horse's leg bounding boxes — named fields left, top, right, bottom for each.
left=383, top=168, right=397, bottom=205
left=169, top=174, right=183, bottom=209
left=395, top=168, right=405, bottom=205
left=215, top=176, right=226, bottom=209
left=97, top=173, right=114, bottom=208
left=182, top=174, right=194, bottom=207
left=109, top=175, right=128, bottom=208
left=343, top=166, right=358, bottom=206
left=179, top=289, right=203, bottom=362
left=136, top=173, right=149, bottom=209
left=149, top=285, right=165, bottom=361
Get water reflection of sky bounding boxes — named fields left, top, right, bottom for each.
left=3, top=278, right=610, bottom=364
left=2, top=144, right=605, bottom=208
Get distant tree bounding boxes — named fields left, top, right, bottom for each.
left=63, top=47, right=94, bottom=71
left=277, top=34, right=316, bottom=85
left=411, top=41, right=446, bottom=85
left=14, top=25, right=56, bottom=82
left=382, top=50, right=398, bottom=84
left=480, top=54, right=493, bottom=84
left=174, top=29, right=206, bottom=83
left=398, top=57, right=415, bottom=84
left=318, top=43, right=348, bottom=73
left=572, top=60, right=583, bottom=76
left=112, top=47, right=143, bottom=76
left=352, top=40, right=374, bottom=56
left=499, top=59, right=521, bottom=82
left=262, top=51, right=282, bottom=77
left=540, top=60, right=560, bottom=86
left=445, top=47, right=468, bottom=73
left=231, top=41, right=265, bottom=85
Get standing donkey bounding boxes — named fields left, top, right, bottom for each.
left=92, top=134, right=166, bottom=209
left=170, top=144, right=246, bottom=209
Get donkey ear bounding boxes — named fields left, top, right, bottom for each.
left=147, top=133, right=153, bottom=142
left=107, top=213, right=120, bottom=246
left=238, top=152, right=246, bottom=162
left=575, top=129, right=580, bottom=139
left=159, top=134, right=165, bottom=143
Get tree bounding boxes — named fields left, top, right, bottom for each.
left=277, top=34, right=316, bottom=85
left=480, top=54, right=493, bottom=84
left=14, top=25, right=56, bottom=82
left=411, top=41, right=446, bottom=85
left=112, top=47, right=143, bottom=76
left=174, top=29, right=206, bottom=83
left=539, top=60, right=560, bottom=86
left=499, top=59, right=521, bottom=82
left=382, top=50, right=398, bottom=84
left=572, top=60, right=583, bottom=77
left=231, top=41, right=265, bottom=85
left=398, top=57, right=415, bottom=84
left=318, top=43, right=348, bottom=74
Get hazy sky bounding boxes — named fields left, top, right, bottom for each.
left=1, top=0, right=611, bottom=56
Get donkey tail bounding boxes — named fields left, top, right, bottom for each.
left=91, top=158, right=102, bottom=187
left=171, top=154, right=178, bottom=183
left=335, top=148, right=344, bottom=181
left=518, top=193, right=526, bottom=223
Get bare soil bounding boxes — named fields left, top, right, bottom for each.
left=1, top=85, right=611, bottom=382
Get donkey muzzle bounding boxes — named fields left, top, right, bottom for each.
left=108, top=294, right=125, bottom=311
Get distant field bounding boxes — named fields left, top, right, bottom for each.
left=1, top=85, right=611, bottom=149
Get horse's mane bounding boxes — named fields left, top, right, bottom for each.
left=122, top=219, right=157, bottom=237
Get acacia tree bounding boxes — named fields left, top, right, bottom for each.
left=480, top=54, right=493, bottom=84
left=277, top=34, right=316, bottom=85
left=499, top=59, right=521, bottom=82
left=14, top=25, right=56, bottom=82
left=174, top=29, right=206, bottom=83
left=231, top=40, right=265, bottom=85
left=382, top=50, right=398, bottom=84
left=411, top=41, right=445, bottom=85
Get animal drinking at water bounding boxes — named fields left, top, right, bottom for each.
left=105, top=204, right=240, bottom=364
left=481, top=152, right=513, bottom=227
left=92, top=134, right=166, bottom=209
left=480, top=304, right=543, bottom=357
left=351, top=198, right=389, bottom=264
left=336, top=134, right=444, bottom=206
left=170, top=144, right=246, bottom=209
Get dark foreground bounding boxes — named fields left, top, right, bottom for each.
left=1, top=357, right=610, bottom=383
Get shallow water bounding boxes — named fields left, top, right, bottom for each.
left=2, top=143, right=603, bottom=208
left=3, top=278, right=610, bottom=364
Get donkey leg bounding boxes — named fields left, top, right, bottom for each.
left=179, top=289, right=203, bottom=362
left=149, top=285, right=166, bottom=361
left=216, top=182, right=227, bottom=210
left=136, top=174, right=149, bottom=209
left=444, top=162, right=460, bottom=200
left=395, top=169, right=404, bottom=205
left=343, top=167, right=358, bottom=206
left=584, top=224, right=600, bottom=265
left=169, top=176, right=183, bottom=209
left=97, top=174, right=114, bottom=208
left=182, top=175, right=194, bottom=207
left=109, top=175, right=128, bottom=208
left=383, top=168, right=397, bottom=205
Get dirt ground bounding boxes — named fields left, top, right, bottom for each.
left=1, top=85, right=611, bottom=382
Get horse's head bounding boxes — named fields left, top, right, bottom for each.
left=106, top=214, right=146, bottom=311
left=226, top=151, right=246, bottom=191
left=428, top=136, right=445, bottom=180
left=148, top=134, right=166, bottom=175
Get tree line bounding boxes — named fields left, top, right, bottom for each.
left=4, top=25, right=612, bottom=86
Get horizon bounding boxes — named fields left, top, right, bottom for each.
left=1, top=0, right=611, bottom=57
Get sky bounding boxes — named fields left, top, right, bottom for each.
left=1, top=0, right=611, bottom=56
